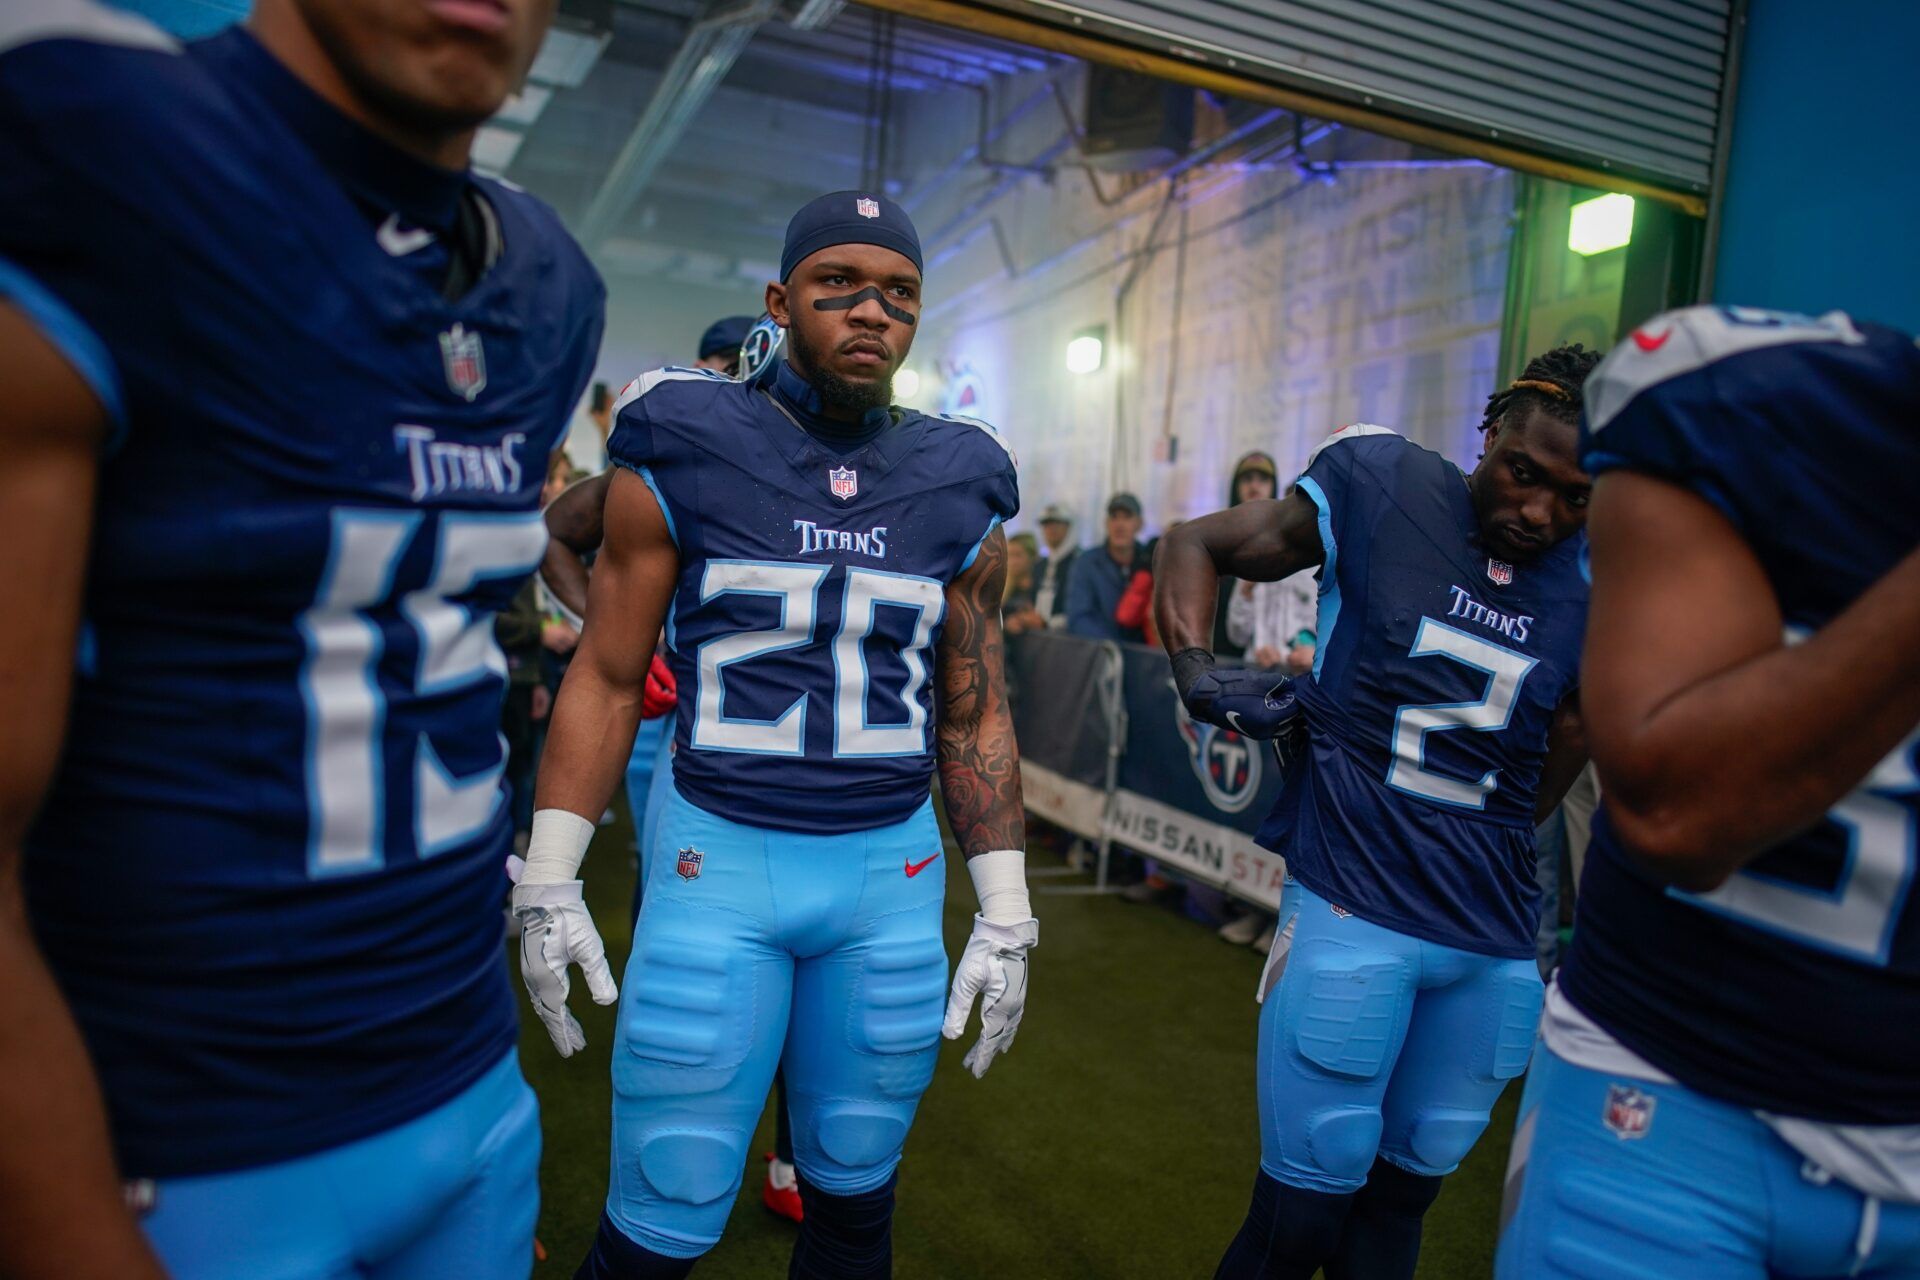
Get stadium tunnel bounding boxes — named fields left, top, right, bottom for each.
left=87, top=0, right=1920, bottom=1272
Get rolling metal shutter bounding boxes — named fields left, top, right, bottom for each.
left=873, top=0, right=1734, bottom=209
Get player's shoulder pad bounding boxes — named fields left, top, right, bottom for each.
left=1302, top=422, right=1402, bottom=471
left=1586, top=305, right=1866, bottom=433
left=0, top=0, right=174, bottom=61
left=922, top=409, right=1019, bottom=475
left=609, top=365, right=736, bottom=419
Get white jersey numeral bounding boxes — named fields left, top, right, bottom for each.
left=1385, top=618, right=1538, bottom=810
left=298, top=509, right=545, bottom=876
left=691, top=560, right=945, bottom=760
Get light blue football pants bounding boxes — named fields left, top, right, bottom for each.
left=1498, top=1043, right=1920, bottom=1279
left=142, top=1049, right=538, bottom=1279
left=605, top=787, right=948, bottom=1259
left=1257, top=879, right=1543, bottom=1193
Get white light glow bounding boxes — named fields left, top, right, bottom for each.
left=1066, top=334, right=1104, bottom=374
left=894, top=367, right=921, bottom=402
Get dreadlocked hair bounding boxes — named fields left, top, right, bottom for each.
left=1479, top=343, right=1603, bottom=434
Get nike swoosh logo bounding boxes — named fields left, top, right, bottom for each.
left=904, top=852, right=941, bottom=878
left=1631, top=329, right=1670, bottom=352
left=1224, top=711, right=1248, bottom=734
left=376, top=213, right=436, bottom=257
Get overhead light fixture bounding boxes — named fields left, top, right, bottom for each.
left=527, top=21, right=610, bottom=88
left=894, top=367, right=921, bottom=402
left=1568, top=193, right=1635, bottom=256
left=1066, top=326, right=1105, bottom=375
left=470, top=126, right=526, bottom=175
left=493, top=84, right=553, bottom=128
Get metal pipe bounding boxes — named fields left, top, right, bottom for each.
left=575, top=0, right=778, bottom=250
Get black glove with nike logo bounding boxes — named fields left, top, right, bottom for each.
left=1171, top=647, right=1303, bottom=741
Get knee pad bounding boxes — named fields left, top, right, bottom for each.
left=634, top=1126, right=748, bottom=1208
left=616, top=931, right=753, bottom=1097
left=1303, top=1105, right=1385, bottom=1185
left=810, top=1104, right=912, bottom=1180
left=1393, top=1106, right=1493, bottom=1176
left=1286, top=944, right=1414, bottom=1081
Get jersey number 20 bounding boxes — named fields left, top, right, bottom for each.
left=690, top=560, right=946, bottom=759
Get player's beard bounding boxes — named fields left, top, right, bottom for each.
left=789, top=321, right=893, bottom=419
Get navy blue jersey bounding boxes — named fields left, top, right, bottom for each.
left=1562, top=305, right=1920, bottom=1124
left=1257, top=427, right=1587, bottom=958
left=2, top=6, right=605, bottom=1176
left=607, top=361, right=1018, bottom=834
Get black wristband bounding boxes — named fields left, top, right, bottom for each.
left=1170, top=647, right=1216, bottom=701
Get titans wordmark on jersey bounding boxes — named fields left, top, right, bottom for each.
left=1257, top=427, right=1588, bottom=959
left=606, top=365, right=1017, bottom=835
left=1563, top=305, right=1920, bottom=1124
left=1, top=3, right=605, bottom=1176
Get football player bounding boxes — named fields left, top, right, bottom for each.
left=515, top=191, right=1035, bottom=1278
left=1155, top=346, right=1599, bottom=1280
left=1496, top=307, right=1920, bottom=1278
left=537, top=311, right=806, bottom=1226
left=0, top=0, right=604, bottom=1276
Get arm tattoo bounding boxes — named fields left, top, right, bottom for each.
left=936, top=527, right=1025, bottom=858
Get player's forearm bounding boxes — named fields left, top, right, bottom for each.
left=1154, top=524, right=1224, bottom=655
left=1533, top=704, right=1589, bottom=825
left=1602, top=544, right=1920, bottom=887
left=0, top=893, right=167, bottom=1280
left=532, top=658, right=647, bottom=825
left=938, top=698, right=1024, bottom=858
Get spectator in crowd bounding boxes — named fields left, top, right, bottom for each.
left=1211, top=451, right=1277, bottom=659
left=1033, top=504, right=1078, bottom=625
left=693, top=314, right=756, bottom=377
left=1115, top=529, right=1177, bottom=649
left=1067, top=492, right=1145, bottom=642
left=1227, top=567, right=1319, bottom=675
left=1003, top=532, right=1047, bottom=635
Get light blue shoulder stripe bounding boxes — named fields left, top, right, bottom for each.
left=0, top=257, right=126, bottom=448
left=1295, top=475, right=1339, bottom=680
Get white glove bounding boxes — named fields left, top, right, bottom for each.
left=943, top=849, right=1037, bottom=1078
left=943, top=914, right=1039, bottom=1078
left=511, top=809, right=617, bottom=1058
left=512, top=880, right=618, bottom=1057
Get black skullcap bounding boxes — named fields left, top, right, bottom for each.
left=780, top=191, right=923, bottom=283
left=698, top=315, right=756, bottom=360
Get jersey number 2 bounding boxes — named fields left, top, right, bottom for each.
left=1386, top=618, right=1538, bottom=810
left=690, top=560, right=945, bottom=759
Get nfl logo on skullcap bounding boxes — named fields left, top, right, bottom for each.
left=1487, top=558, right=1513, bottom=586
left=856, top=197, right=880, bottom=219
left=676, top=846, right=704, bottom=882
left=829, top=466, right=859, bottom=501
left=439, top=323, right=487, bottom=402
left=1602, top=1083, right=1655, bottom=1140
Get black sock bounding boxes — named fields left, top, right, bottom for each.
left=1323, top=1158, right=1445, bottom=1280
left=1214, top=1169, right=1356, bottom=1280
left=789, top=1172, right=896, bottom=1280
left=774, top=1070, right=795, bottom=1165
left=575, top=1212, right=699, bottom=1280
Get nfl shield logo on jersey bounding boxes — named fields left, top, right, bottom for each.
left=438, top=323, right=487, bottom=401
left=856, top=197, right=880, bottom=219
left=1602, top=1084, right=1655, bottom=1140
left=1487, top=558, right=1513, bottom=586
left=676, top=846, right=704, bottom=882
left=829, top=466, right=858, bottom=501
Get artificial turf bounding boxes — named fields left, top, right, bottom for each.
left=515, top=801, right=1514, bottom=1278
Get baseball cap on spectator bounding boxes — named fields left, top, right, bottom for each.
left=1039, top=503, right=1073, bottom=526
left=1107, top=492, right=1142, bottom=518
left=698, top=315, right=756, bottom=360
